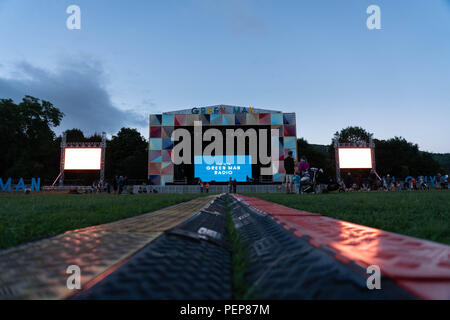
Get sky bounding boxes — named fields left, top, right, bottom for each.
left=0, top=0, right=449, bottom=153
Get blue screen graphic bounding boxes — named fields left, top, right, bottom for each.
left=194, top=155, right=252, bottom=182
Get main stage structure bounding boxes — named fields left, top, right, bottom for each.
left=148, top=105, right=297, bottom=185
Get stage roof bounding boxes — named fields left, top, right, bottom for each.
left=162, top=105, right=283, bottom=115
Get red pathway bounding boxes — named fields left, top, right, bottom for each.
left=234, top=195, right=450, bottom=300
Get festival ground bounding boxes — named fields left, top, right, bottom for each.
left=0, top=191, right=448, bottom=300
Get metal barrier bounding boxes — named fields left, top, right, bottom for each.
left=133, top=184, right=285, bottom=194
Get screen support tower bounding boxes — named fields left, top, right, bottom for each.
left=57, top=132, right=107, bottom=186
left=333, top=134, right=376, bottom=183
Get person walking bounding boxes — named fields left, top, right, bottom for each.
left=283, top=151, right=295, bottom=194
left=118, top=176, right=124, bottom=195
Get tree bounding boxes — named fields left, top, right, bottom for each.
left=333, top=126, right=372, bottom=144
left=0, top=96, right=63, bottom=180
left=375, top=137, right=441, bottom=177
left=64, top=128, right=86, bottom=142
left=106, top=128, right=148, bottom=180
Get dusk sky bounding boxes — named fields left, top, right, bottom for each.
left=1, top=0, right=449, bottom=153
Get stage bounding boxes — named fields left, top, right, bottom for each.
left=133, top=184, right=286, bottom=194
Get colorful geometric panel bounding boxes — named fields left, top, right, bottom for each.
left=200, top=114, right=210, bottom=126
left=162, top=150, right=172, bottom=162
left=162, top=138, right=174, bottom=150
left=283, top=125, right=296, bottom=137
left=161, top=175, right=173, bottom=185
left=150, top=114, right=162, bottom=126
left=210, top=114, right=222, bottom=125
left=174, top=114, right=187, bottom=126
left=150, top=126, right=161, bottom=138
left=283, top=136, right=297, bottom=150
left=161, top=162, right=174, bottom=175
left=258, top=113, right=271, bottom=125
left=149, top=175, right=161, bottom=185
left=148, top=163, right=161, bottom=175
left=283, top=113, right=296, bottom=125
left=162, top=114, right=174, bottom=126
left=278, top=136, right=284, bottom=153
left=235, top=114, right=246, bottom=125
left=150, top=138, right=162, bottom=150
left=149, top=150, right=162, bottom=163
left=271, top=125, right=283, bottom=138
left=278, top=161, right=286, bottom=174
left=187, top=114, right=199, bottom=126
left=222, top=114, right=234, bottom=126
left=246, top=113, right=258, bottom=125
left=162, top=126, right=174, bottom=138
left=271, top=113, right=283, bottom=125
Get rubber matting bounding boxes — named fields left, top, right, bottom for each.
left=74, top=195, right=231, bottom=300
left=234, top=195, right=450, bottom=300
left=0, top=195, right=217, bottom=300
left=229, top=195, right=415, bottom=299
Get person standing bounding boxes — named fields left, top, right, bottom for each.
left=228, top=177, right=233, bottom=193
left=436, top=173, right=442, bottom=190
left=283, top=151, right=295, bottom=194
left=118, top=176, right=124, bottom=195
left=232, top=179, right=237, bottom=193
left=113, top=176, right=118, bottom=193
left=205, top=182, right=210, bottom=193
left=344, top=172, right=353, bottom=191
left=298, top=156, right=310, bottom=176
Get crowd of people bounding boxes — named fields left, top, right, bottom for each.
left=340, top=171, right=449, bottom=192
left=284, top=153, right=449, bottom=194
left=89, top=176, right=157, bottom=194
left=89, top=175, right=128, bottom=194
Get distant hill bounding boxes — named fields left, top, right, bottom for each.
left=310, top=144, right=329, bottom=154
left=432, top=153, right=450, bottom=174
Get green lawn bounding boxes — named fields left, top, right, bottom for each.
left=0, top=193, right=208, bottom=250
left=245, top=191, right=450, bottom=245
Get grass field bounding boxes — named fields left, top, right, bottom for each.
left=246, top=191, right=450, bottom=245
left=0, top=193, right=208, bottom=250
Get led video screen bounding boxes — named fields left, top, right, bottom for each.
left=338, top=148, right=373, bottom=169
left=64, top=148, right=102, bottom=170
left=194, top=155, right=252, bottom=182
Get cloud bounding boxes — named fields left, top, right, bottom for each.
left=0, top=58, right=147, bottom=135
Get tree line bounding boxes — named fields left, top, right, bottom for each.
left=0, top=96, right=447, bottom=185
left=0, top=96, right=147, bottom=184
left=298, top=126, right=447, bottom=179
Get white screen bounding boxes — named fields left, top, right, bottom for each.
left=64, top=148, right=102, bottom=170
left=338, top=148, right=373, bottom=169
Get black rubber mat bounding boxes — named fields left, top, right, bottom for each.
left=74, top=196, right=231, bottom=300
left=228, top=196, right=415, bottom=300
left=166, top=197, right=229, bottom=249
